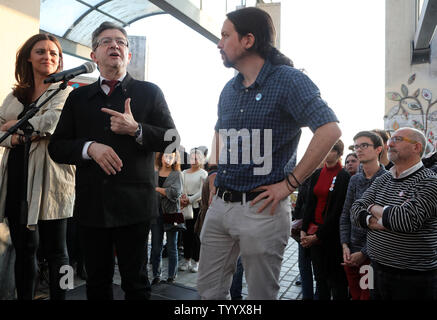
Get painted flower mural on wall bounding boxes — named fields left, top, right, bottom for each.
left=385, top=74, right=437, bottom=153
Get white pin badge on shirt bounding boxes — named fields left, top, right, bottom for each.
left=256, top=93, right=263, bottom=101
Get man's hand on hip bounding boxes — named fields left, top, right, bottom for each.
left=251, top=180, right=293, bottom=215
left=101, top=98, right=138, bottom=136
left=87, top=142, right=123, bottom=175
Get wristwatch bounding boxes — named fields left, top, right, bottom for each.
left=134, top=123, right=142, bottom=139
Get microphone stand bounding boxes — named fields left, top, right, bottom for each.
left=0, top=79, right=69, bottom=225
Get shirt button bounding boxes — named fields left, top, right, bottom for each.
left=240, top=109, right=244, bottom=113
left=245, top=89, right=249, bottom=93
left=223, top=170, right=226, bottom=174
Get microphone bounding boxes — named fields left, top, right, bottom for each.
left=43, top=62, right=96, bottom=83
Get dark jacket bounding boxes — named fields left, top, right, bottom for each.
left=194, top=170, right=217, bottom=235
left=302, top=167, right=350, bottom=244
left=154, top=170, right=183, bottom=215
left=292, top=177, right=311, bottom=220
left=48, top=74, right=178, bottom=227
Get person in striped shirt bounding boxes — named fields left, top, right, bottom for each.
left=351, top=127, right=437, bottom=300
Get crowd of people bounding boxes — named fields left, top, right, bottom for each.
left=0, top=6, right=437, bottom=301
left=293, top=128, right=437, bottom=300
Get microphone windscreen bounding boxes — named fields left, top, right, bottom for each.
left=84, top=62, right=96, bottom=73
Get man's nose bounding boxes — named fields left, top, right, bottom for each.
left=217, top=39, right=223, bottom=49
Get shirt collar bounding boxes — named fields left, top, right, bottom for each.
left=359, top=163, right=386, bottom=179
left=232, top=60, right=275, bottom=90
left=390, top=160, right=423, bottom=179
left=88, top=72, right=132, bottom=98
left=100, top=73, right=126, bottom=86
left=324, top=161, right=342, bottom=172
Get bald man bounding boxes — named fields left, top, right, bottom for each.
left=351, top=127, right=437, bottom=300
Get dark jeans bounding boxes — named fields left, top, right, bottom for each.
left=182, top=207, right=200, bottom=261
left=298, top=243, right=316, bottom=300
left=371, top=261, right=437, bottom=300
left=8, top=216, right=69, bottom=300
left=230, top=256, right=244, bottom=300
left=150, top=217, right=179, bottom=279
left=310, top=243, right=348, bottom=300
left=79, top=222, right=151, bottom=300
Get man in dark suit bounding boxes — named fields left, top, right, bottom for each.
left=48, top=22, right=178, bottom=300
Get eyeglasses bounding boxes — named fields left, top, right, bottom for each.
left=388, top=136, right=418, bottom=144
left=96, top=37, right=128, bottom=49
left=353, top=143, right=374, bottom=151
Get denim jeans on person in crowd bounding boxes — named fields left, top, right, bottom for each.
left=151, top=218, right=179, bottom=279
left=230, top=256, right=244, bottom=300
left=298, top=243, right=316, bottom=300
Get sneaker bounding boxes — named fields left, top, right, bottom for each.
left=166, top=278, right=175, bottom=284
left=189, top=261, right=199, bottom=273
left=151, top=277, right=161, bottom=285
left=179, top=260, right=191, bottom=271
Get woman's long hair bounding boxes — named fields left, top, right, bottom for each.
left=155, top=151, right=182, bottom=172
left=226, top=7, right=293, bottom=67
left=13, top=33, right=63, bottom=105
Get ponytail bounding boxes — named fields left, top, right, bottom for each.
left=268, top=47, right=293, bottom=67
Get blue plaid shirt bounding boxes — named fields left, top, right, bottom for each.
left=214, top=60, right=338, bottom=192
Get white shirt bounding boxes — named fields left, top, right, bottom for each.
left=389, top=160, right=423, bottom=179
left=182, top=169, right=208, bottom=209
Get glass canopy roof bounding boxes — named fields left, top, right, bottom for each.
left=39, top=0, right=254, bottom=50
left=40, top=0, right=165, bottom=48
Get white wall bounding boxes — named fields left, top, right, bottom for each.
left=0, top=0, right=40, bottom=104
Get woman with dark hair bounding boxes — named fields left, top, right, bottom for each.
left=151, top=151, right=183, bottom=285
left=0, top=34, right=75, bottom=300
left=301, top=139, right=350, bottom=300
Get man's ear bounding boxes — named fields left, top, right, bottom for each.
left=243, top=33, right=255, bottom=50
left=415, top=142, right=424, bottom=156
left=376, top=146, right=383, bottom=155
left=90, top=51, right=97, bottom=63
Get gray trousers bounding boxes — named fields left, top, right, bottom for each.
left=197, top=195, right=290, bottom=300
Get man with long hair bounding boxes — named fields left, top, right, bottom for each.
left=198, top=7, right=341, bottom=299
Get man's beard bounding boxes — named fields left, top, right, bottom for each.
left=221, top=52, right=234, bottom=68
left=388, top=150, right=398, bottom=163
